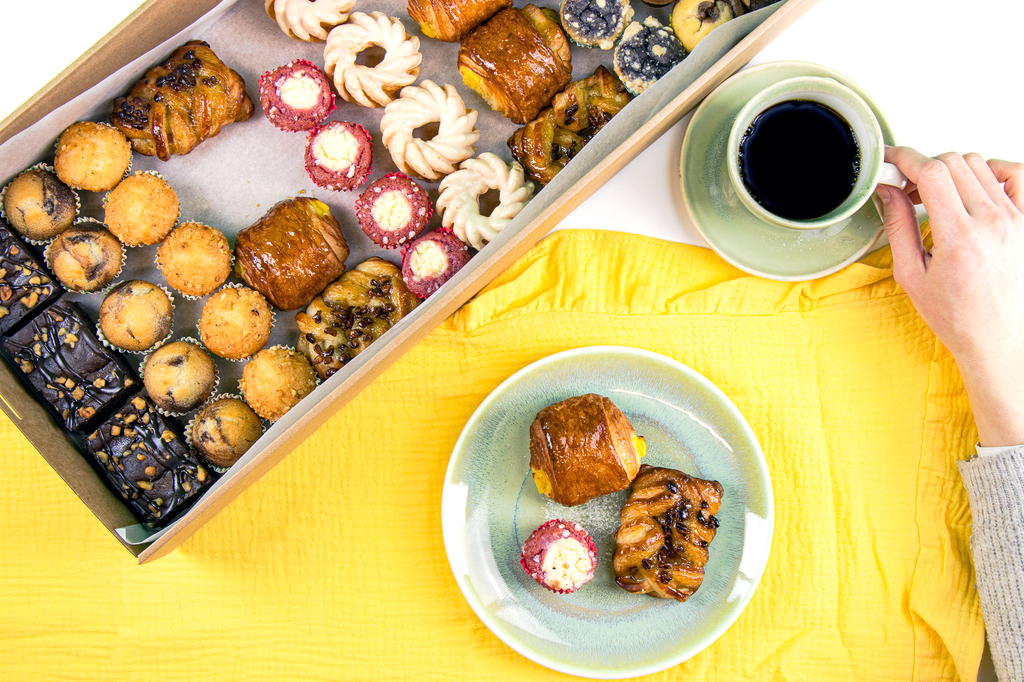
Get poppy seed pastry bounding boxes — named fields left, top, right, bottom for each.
left=3, top=168, right=78, bottom=241
left=143, top=340, right=218, bottom=414
left=155, top=222, right=232, bottom=297
left=47, top=222, right=124, bottom=293
left=98, top=280, right=174, bottom=353
left=355, top=173, right=432, bottom=249
left=560, top=0, right=634, bottom=50
left=0, top=223, right=63, bottom=336
left=85, top=395, right=215, bottom=527
left=259, top=60, right=336, bottom=131
left=198, top=286, right=273, bottom=361
left=103, top=172, right=179, bottom=246
left=613, top=17, right=687, bottom=96
left=239, top=347, right=318, bottom=422
left=54, top=122, right=132, bottom=192
left=191, top=397, right=263, bottom=468
left=520, top=519, right=597, bottom=593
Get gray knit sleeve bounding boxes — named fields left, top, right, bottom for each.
left=958, top=447, right=1024, bottom=682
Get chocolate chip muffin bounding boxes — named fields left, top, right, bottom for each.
left=143, top=340, right=218, bottom=414
left=98, top=280, right=174, bottom=352
left=191, top=397, right=264, bottom=468
left=47, top=221, right=124, bottom=293
left=3, top=167, right=78, bottom=241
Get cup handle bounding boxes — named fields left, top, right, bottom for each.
left=878, top=162, right=908, bottom=189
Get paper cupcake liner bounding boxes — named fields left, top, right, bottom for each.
left=42, top=217, right=127, bottom=295
left=102, top=169, right=180, bottom=248
left=0, top=163, right=82, bottom=246
left=153, top=221, right=235, bottom=300
left=196, top=283, right=276, bottom=363
left=138, top=337, right=221, bottom=417
left=185, top=392, right=269, bottom=472
left=96, top=282, right=176, bottom=355
left=238, top=345, right=321, bottom=423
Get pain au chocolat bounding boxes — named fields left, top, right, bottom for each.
left=528, top=394, right=645, bottom=507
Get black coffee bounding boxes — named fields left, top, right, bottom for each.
left=738, top=99, right=860, bottom=221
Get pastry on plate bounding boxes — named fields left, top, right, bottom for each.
left=4, top=299, right=139, bottom=432
left=355, top=173, right=432, bottom=249
left=295, top=258, right=419, bottom=379
left=323, top=12, right=422, bottom=108
left=190, top=397, right=264, bottom=469
left=560, top=0, right=633, bottom=50
left=104, top=172, right=180, bottom=246
left=234, top=197, right=349, bottom=311
left=2, top=167, right=78, bottom=242
left=46, top=221, right=124, bottom=293
left=85, top=395, right=214, bottom=527
left=457, top=5, right=572, bottom=124
left=198, top=286, right=274, bottom=361
left=613, top=17, right=686, bottom=96
left=265, top=0, right=356, bottom=41
left=401, top=229, right=471, bottom=299
left=259, top=59, right=336, bottom=131
left=407, top=0, right=511, bottom=42
left=528, top=393, right=645, bottom=507
left=520, top=519, right=597, bottom=593
left=98, top=280, right=174, bottom=353
left=142, top=340, right=218, bottom=414
left=240, top=346, right=318, bottom=422
left=110, top=40, right=254, bottom=160
left=54, top=122, right=132, bottom=192
left=613, top=464, right=723, bottom=601
left=0, top=222, right=63, bottom=336
left=155, top=222, right=232, bottom=298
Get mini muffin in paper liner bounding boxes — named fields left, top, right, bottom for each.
left=196, top=282, right=276, bottom=363
left=42, top=217, right=126, bottom=294
left=0, top=162, right=82, bottom=246
left=101, top=168, right=166, bottom=206
left=102, top=169, right=180, bottom=248
left=138, top=336, right=221, bottom=417
left=238, top=345, right=321, bottom=423
left=95, top=281, right=176, bottom=355
left=154, top=221, right=235, bottom=300
left=52, top=123, right=134, bottom=187
left=185, top=392, right=268, bottom=472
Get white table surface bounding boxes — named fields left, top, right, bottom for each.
left=0, top=1, right=1012, bottom=679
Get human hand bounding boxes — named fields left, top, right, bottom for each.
left=877, top=146, right=1024, bottom=447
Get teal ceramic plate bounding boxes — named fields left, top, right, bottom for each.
left=680, top=61, right=898, bottom=280
left=441, top=347, right=773, bottom=678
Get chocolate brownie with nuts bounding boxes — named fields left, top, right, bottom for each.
left=3, top=298, right=138, bottom=432
left=0, top=221, right=63, bottom=336
left=85, top=395, right=215, bottom=527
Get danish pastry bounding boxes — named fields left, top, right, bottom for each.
left=380, top=80, right=480, bottom=181
left=613, top=464, right=723, bottom=601
left=458, top=5, right=572, bottom=124
left=265, top=0, right=356, bottom=42
left=436, top=153, right=534, bottom=250
left=324, top=12, right=422, bottom=108
left=407, top=0, right=512, bottom=42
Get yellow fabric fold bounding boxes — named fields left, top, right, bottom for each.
left=0, top=229, right=982, bottom=681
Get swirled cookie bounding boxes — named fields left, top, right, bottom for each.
left=324, top=12, right=422, bottom=108
left=265, top=0, right=356, bottom=42
left=436, top=153, right=534, bottom=250
left=380, top=80, right=480, bottom=181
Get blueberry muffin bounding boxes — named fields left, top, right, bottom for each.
left=98, top=280, right=174, bottom=352
left=613, top=17, right=686, bottom=96
left=47, top=221, right=124, bottom=293
left=191, top=397, right=264, bottom=468
left=143, top=340, right=218, bottom=414
left=560, top=0, right=633, bottom=50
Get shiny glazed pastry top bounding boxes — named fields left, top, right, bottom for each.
left=528, top=393, right=645, bottom=507
left=407, top=0, right=512, bottom=42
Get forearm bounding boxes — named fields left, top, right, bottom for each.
left=957, top=357, right=1024, bottom=448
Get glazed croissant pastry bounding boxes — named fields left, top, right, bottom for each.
left=407, top=0, right=511, bottom=42
left=458, top=5, right=572, bottom=124
left=110, top=41, right=253, bottom=160
left=234, top=198, right=349, bottom=311
left=509, top=66, right=632, bottom=185
left=295, top=258, right=420, bottom=379
left=529, top=394, right=645, bottom=507
left=613, top=464, right=723, bottom=601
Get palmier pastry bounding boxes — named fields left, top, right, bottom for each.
left=295, top=258, right=419, bottom=379
left=458, top=5, right=572, bottom=124
left=265, top=0, right=356, bottom=41
left=509, top=66, right=632, bottom=185
left=234, top=198, right=348, bottom=311
left=528, top=394, right=645, bottom=507
left=407, top=0, right=512, bottom=42
left=613, top=464, right=723, bottom=601
left=324, top=12, right=422, bottom=108
left=110, top=41, right=254, bottom=160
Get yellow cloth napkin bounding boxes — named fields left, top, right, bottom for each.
left=0, top=229, right=982, bottom=681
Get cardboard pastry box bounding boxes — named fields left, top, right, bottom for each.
left=0, top=0, right=818, bottom=562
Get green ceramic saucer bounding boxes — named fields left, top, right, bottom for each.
left=680, top=61, right=898, bottom=280
left=441, top=347, right=773, bottom=678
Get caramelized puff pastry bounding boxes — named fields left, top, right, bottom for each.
left=296, top=258, right=419, bottom=379
left=509, top=65, right=632, bottom=185
left=613, top=464, right=723, bottom=601
left=234, top=198, right=349, bottom=311
left=457, top=5, right=572, bottom=125
left=110, top=41, right=254, bottom=161
left=529, top=394, right=645, bottom=507
left=408, top=0, right=512, bottom=42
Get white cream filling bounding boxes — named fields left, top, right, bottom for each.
left=279, top=73, right=321, bottom=110
left=540, top=537, right=593, bottom=590
left=313, top=129, right=359, bottom=173
left=409, top=241, right=448, bottom=281
left=371, top=191, right=413, bottom=232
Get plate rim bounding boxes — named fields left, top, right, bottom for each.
left=440, top=345, right=775, bottom=678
